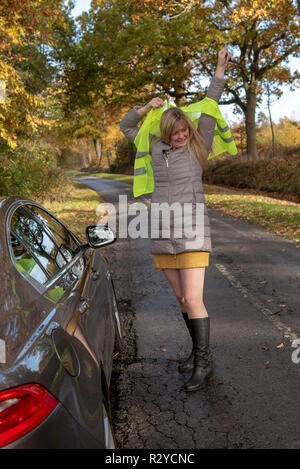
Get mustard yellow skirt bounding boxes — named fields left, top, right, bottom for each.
left=153, top=251, right=210, bottom=270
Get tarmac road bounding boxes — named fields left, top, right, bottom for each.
left=73, top=175, right=300, bottom=449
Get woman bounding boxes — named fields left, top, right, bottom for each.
left=120, top=48, right=233, bottom=392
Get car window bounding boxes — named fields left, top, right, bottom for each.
left=26, top=205, right=85, bottom=280
left=11, top=233, right=80, bottom=301
left=9, top=206, right=85, bottom=293
left=11, top=207, right=63, bottom=279
left=27, top=205, right=79, bottom=253
left=11, top=234, right=48, bottom=285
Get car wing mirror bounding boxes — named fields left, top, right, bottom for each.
left=86, top=224, right=116, bottom=248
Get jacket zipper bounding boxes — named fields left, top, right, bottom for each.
left=163, top=148, right=176, bottom=259
left=163, top=149, right=170, bottom=167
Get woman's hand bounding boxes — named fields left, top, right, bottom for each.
left=136, top=97, right=164, bottom=116
left=218, top=48, right=233, bottom=69
left=215, top=47, right=233, bottom=78
left=147, top=97, right=164, bottom=110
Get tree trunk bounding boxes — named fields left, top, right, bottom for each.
left=239, top=121, right=247, bottom=158
left=80, top=139, right=88, bottom=168
left=174, top=84, right=187, bottom=107
left=79, top=139, right=87, bottom=167
left=173, top=73, right=188, bottom=107
left=266, top=78, right=275, bottom=159
left=171, top=59, right=189, bottom=107
left=87, top=141, right=92, bottom=167
left=93, top=138, right=103, bottom=167
left=106, top=151, right=111, bottom=172
left=245, top=88, right=258, bottom=160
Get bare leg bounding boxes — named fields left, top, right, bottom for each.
left=162, top=267, right=193, bottom=372
left=161, top=268, right=186, bottom=312
left=179, top=267, right=208, bottom=319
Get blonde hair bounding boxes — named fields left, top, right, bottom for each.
left=160, top=107, right=208, bottom=169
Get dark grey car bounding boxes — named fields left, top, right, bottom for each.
left=0, top=196, right=122, bottom=448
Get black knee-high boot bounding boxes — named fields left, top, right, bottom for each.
left=184, top=317, right=212, bottom=392
left=178, top=312, right=194, bottom=373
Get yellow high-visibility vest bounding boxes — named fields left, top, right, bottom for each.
left=133, top=97, right=237, bottom=197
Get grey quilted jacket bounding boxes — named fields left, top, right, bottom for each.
left=120, top=75, right=225, bottom=256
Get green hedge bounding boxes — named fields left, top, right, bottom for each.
left=0, top=143, right=65, bottom=201
left=203, top=156, right=300, bottom=199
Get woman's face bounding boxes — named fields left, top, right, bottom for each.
left=170, top=121, right=190, bottom=150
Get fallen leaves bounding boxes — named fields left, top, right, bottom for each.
left=262, top=343, right=285, bottom=351
left=261, top=343, right=285, bottom=367
left=204, top=184, right=300, bottom=243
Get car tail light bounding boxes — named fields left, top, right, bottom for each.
left=0, top=384, right=58, bottom=448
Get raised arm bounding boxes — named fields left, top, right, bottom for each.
left=198, top=48, right=232, bottom=153
left=120, top=98, right=163, bottom=144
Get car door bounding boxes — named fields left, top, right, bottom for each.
left=77, top=248, right=116, bottom=382
left=7, top=202, right=109, bottom=444
left=26, top=204, right=115, bottom=374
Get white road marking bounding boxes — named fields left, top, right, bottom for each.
left=214, top=263, right=299, bottom=343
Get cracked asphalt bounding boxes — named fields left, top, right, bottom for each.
left=73, top=176, right=300, bottom=449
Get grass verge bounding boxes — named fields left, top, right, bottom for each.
left=204, top=184, right=300, bottom=243
left=41, top=177, right=101, bottom=242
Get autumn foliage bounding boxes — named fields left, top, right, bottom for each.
left=0, top=0, right=74, bottom=198
left=0, top=0, right=69, bottom=147
left=0, top=0, right=299, bottom=200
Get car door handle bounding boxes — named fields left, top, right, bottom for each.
left=78, top=299, right=89, bottom=314
left=91, top=270, right=100, bottom=281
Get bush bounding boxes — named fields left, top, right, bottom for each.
left=112, top=138, right=135, bottom=174
left=58, top=148, right=83, bottom=169
left=203, top=156, right=300, bottom=199
left=0, top=143, right=65, bottom=201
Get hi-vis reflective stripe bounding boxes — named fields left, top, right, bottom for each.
left=134, top=167, right=146, bottom=176
left=133, top=97, right=237, bottom=197
left=135, top=152, right=148, bottom=159
left=215, top=122, right=234, bottom=143
left=217, top=123, right=229, bottom=132
left=215, top=129, right=234, bottom=143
